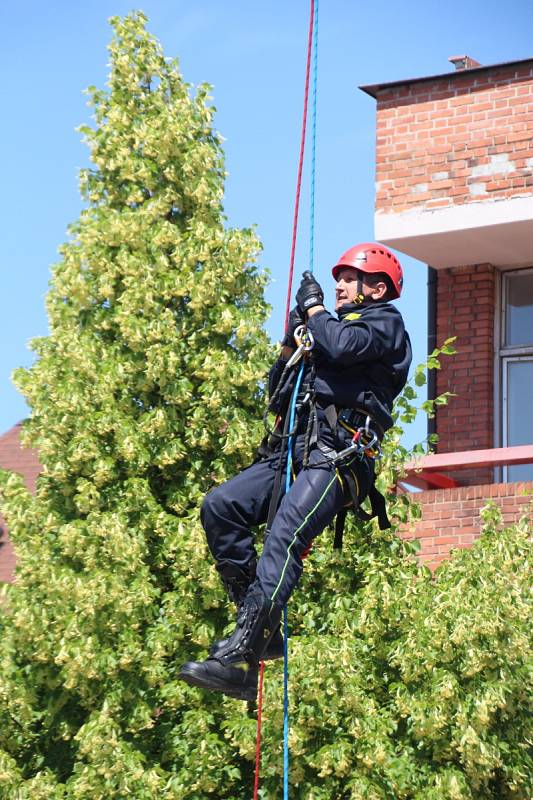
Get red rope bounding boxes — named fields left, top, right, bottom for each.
left=253, top=660, right=265, bottom=800
left=283, top=0, right=315, bottom=333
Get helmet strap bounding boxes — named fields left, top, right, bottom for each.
left=354, top=274, right=365, bottom=305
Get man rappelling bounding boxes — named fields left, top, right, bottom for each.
left=179, top=243, right=412, bottom=701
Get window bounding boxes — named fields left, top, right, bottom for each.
left=500, top=269, right=533, bottom=481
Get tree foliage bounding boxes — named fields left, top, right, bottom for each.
left=0, top=13, right=531, bottom=800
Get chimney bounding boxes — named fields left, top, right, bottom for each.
left=448, top=54, right=482, bottom=71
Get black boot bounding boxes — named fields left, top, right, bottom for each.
left=209, top=623, right=284, bottom=662
left=216, top=561, right=257, bottom=606
left=179, top=589, right=282, bottom=701
left=210, top=562, right=285, bottom=662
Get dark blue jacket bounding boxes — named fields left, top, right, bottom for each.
left=269, top=301, right=412, bottom=433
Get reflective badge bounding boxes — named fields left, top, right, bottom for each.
left=344, top=312, right=361, bottom=320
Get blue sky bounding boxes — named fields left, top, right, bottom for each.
left=2, top=1, right=533, bottom=447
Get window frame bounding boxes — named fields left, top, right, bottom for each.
left=498, top=267, right=533, bottom=482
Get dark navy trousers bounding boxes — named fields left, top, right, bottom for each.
left=201, top=426, right=373, bottom=606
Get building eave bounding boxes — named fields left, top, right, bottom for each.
left=376, top=195, right=533, bottom=269
left=359, top=56, right=533, bottom=99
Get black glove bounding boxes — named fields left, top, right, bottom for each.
left=295, top=270, right=324, bottom=316
left=281, top=307, right=304, bottom=347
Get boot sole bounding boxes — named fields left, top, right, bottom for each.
left=179, top=664, right=257, bottom=702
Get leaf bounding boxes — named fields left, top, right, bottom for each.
left=414, top=369, right=427, bottom=387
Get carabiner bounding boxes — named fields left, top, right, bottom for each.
left=294, top=324, right=315, bottom=352
left=286, top=342, right=306, bottom=368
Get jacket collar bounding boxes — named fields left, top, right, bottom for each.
left=337, top=302, right=367, bottom=320
left=337, top=300, right=391, bottom=320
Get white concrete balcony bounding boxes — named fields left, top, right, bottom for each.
left=377, top=194, right=533, bottom=269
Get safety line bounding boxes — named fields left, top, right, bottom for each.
left=255, top=3, right=318, bottom=799
left=282, top=3, right=319, bottom=798
left=283, top=603, right=289, bottom=797
left=285, top=363, right=306, bottom=496
left=283, top=0, right=316, bottom=331
left=282, top=359, right=304, bottom=800
left=309, top=0, right=319, bottom=273
left=253, top=660, right=265, bottom=800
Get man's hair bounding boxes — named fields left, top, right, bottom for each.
left=359, top=271, right=395, bottom=302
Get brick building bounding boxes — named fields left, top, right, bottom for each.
left=360, top=55, right=533, bottom=566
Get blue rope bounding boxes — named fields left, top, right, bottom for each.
left=283, top=360, right=304, bottom=800
left=309, top=0, right=319, bottom=275
left=283, top=603, right=289, bottom=792
left=283, top=4, right=319, bottom=797
left=285, top=363, right=305, bottom=496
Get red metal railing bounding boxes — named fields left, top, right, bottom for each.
left=401, top=444, right=533, bottom=490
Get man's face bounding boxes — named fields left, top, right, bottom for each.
left=334, top=267, right=363, bottom=311
left=334, top=267, right=387, bottom=311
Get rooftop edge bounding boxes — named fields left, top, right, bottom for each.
left=359, top=56, right=533, bottom=99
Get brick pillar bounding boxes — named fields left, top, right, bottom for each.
left=435, top=263, right=495, bottom=484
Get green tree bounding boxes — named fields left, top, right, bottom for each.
left=0, top=12, right=531, bottom=800
left=250, top=504, right=531, bottom=800
left=0, top=12, right=272, bottom=798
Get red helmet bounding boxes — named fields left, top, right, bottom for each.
left=332, top=243, right=403, bottom=299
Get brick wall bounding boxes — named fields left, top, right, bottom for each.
left=435, top=263, right=496, bottom=482
left=375, top=62, right=533, bottom=215
left=400, top=481, right=532, bottom=569
left=0, top=423, right=40, bottom=584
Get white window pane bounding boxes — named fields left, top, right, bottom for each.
left=505, top=271, right=533, bottom=346
left=507, top=359, right=533, bottom=481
